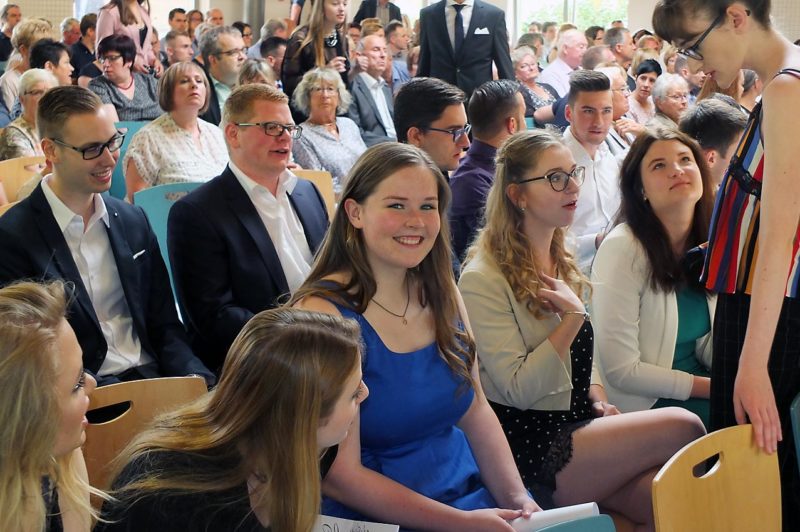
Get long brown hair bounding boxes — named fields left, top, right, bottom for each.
left=108, top=308, right=362, bottom=532
left=467, top=130, right=589, bottom=317
left=290, top=143, right=476, bottom=388
left=617, top=126, right=716, bottom=292
left=293, top=0, right=347, bottom=68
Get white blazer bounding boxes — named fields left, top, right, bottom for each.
left=590, top=224, right=715, bottom=413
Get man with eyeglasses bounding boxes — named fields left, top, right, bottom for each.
left=562, top=70, right=621, bottom=271
left=394, top=77, right=470, bottom=177
left=198, top=26, right=246, bottom=125
left=0, top=86, right=215, bottom=388
left=168, top=84, right=329, bottom=374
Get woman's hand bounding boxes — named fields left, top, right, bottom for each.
left=538, top=273, right=584, bottom=315
left=151, top=59, right=164, bottom=77
left=327, top=55, right=348, bottom=73
left=509, top=492, right=541, bottom=518
left=460, top=508, right=523, bottom=531
left=614, top=118, right=645, bottom=138
left=591, top=401, right=621, bottom=417
left=733, top=360, right=782, bottom=453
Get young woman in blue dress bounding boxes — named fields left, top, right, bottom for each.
left=292, top=142, right=540, bottom=531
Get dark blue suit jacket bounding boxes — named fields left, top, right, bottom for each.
left=167, top=167, right=329, bottom=373
left=348, top=74, right=396, bottom=146
left=353, top=0, right=402, bottom=24
left=0, top=185, right=213, bottom=384
left=417, top=0, right=514, bottom=97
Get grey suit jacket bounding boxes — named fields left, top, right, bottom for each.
left=347, top=74, right=396, bottom=147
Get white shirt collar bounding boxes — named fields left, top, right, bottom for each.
left=563, top=127, right=612, bottom=161
left=447, top=0, right=472, bottom=7
left=359, top=71, right=385, bottom=89
left=228, top=160, right=298, bottom=198
left=41, top=174, right=110, bottom=233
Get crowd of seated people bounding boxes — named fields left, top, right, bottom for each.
left=2, top=0, right=800, bottom=530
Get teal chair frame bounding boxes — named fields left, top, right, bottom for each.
left=538, top=514, right=616, bottom=532
left=109, top=121, right=149, bottom=200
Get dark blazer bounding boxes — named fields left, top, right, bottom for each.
left=167, top=167, right=329, bottom=373
left=347, top=74, right=396, bottom=146
left=353, top=0, right=402, bottom=25
left=417, top=0, right=514, bottom=97
left=197, top=60, right=222, bottom=126
left=0, top=186, right=213, bottom=383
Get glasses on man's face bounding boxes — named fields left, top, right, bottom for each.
left=51, top=130, right=127, bottom=160
left=677, top=11, right=725, bottom=61
left=666, top=92, right=689, bottom=102
left=216, top=47, right=246, bottom=57
left=98, top=54, right=123, bottom=64
left=235, top=121, right=303, bottom=139
left=517, top=166, right=586, bottom=192
left=424, top=123, right=471, bottom=143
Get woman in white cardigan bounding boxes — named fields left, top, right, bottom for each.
left=460, top=130, right=705, bottom=527
left=592, top=127, right=717, bottom=427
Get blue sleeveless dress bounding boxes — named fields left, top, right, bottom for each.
left=322, top=303, right=497, bottom=521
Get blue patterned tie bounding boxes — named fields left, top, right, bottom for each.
left=453, top=4, right=465, bottom=54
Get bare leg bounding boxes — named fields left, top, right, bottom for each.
left=552, top=407, right=705, bottom=529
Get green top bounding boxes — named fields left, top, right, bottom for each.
left=673, top=286, right=711, bottom=377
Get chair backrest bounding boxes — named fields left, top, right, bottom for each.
left=652, top=424, right=781, bottom=532
left=83, top=376, right=208, bottom=490
left=791, top=391, right=800, bottom=474
left=133, top=181, right=203, bottom=297
left=0, top=200, right=18, bottom=216
left=0, top=155, right=45, bottom=201
left=539, top=514, right=616, bottom=532
left=109, top=121, right=149, bottom=200
left=293, top=169, right=336, bottom=220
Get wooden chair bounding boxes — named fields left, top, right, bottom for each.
left=539, top=514, right=616, bottom=531
left=0, top=155, right=45, bottom=201
left=293, top=169, right=336, bottom=220
left=652, top=424, right=781, bottom=532
left=83, top=376, right=208, bottom=491
left=0, top=200, right=18, bottom=216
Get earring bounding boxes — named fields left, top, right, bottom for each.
left=519, top=205, right=527, bottom=212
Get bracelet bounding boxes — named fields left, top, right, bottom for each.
left=562, top=310, right=590, bottom=321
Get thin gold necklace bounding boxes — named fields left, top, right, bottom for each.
left=371, top=280, right=410, bottom=325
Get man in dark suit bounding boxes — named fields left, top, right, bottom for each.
left=353, top=0, right=402, bottom=26
left=348, top=33, right=396, bottom=146
left=198, top=25, right=245, bottom=126
left=417, top=0, right=514, bottom=98
left=0, top=86, right=214, bottom=387
left=168, top=84, right=329, bottom=374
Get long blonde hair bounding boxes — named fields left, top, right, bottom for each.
left=108, top=308, right=362, bottom=532
left=467, top=131, right=590, bottom=317
left=295, top=0, right=347, bottom=68
left=0, top=281, right=103, bottom=531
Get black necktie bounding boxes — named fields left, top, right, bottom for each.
left=453, top=4, right=465, bottom=54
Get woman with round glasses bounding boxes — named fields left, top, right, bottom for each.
left=459, top=130, right=705, bottom=526
left=654, top=1, right=800, bottom=524
left=592, top=127, right=716, bottom=428
left=291, top=67, right=366, bottom=196
left=89, top=34, right=162, bottom=122
left=651, top=73, right=689, bottom=126
left=511, top=46, right=558, bottom=121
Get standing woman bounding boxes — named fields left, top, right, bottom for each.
left=0, top=281, right=103, bottom=532
left=291, top=143, right=539, bottom=530
left=282, top=0, right=350, bottom=111
left=96, top=0, right=163, bottom=76
left=654, top=1, right=800, bottom=526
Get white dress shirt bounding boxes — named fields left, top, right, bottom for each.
left=538, top=57, right=575, bottom=98
left=41, top=176, right=150, bottom=377
left=562, top=127, right=622, bottom=271
left=229, top=162, right=313, bottom=293
left=358, top=72, right=396, bottom=138
left=445, top=0, right=473, bottom=51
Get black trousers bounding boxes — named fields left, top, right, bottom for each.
left=712, top=293, right=800, bottom=530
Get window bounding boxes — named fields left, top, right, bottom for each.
left=516, top=0, right=628, bottom=37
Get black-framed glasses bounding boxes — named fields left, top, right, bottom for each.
left=98, top=53, right=123, bottom=64
left=424, top=124, right=471, bottom=143
left=235, top=121, right=303, bottom=139
left=677, top=11, right=726, bottom=61
left=50, top=130, right=127, bottom=160
left=517, top=166, right=586, bottom=191
left=215, top=47, right=246, bottom=57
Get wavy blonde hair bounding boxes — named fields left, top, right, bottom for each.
left=0, top=281, right=105, bottom=531
left=107, top=308, right=362, bottom=532
left=467, top=130, right=590, bottom=318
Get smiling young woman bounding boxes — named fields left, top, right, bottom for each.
left=654, top=1, right=800, bottom=526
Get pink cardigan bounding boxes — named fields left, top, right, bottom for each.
left=95, top=4, right=156, bottom=72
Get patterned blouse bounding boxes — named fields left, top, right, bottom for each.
left=123, top=113, right=228, bottom=187
left=291, top=117, right=367, bottom=194
left=520, top=82, right=558, bottom=118
left=0, top=115, right=43, bottom=160
left=89, top=71, right=162, bottom=121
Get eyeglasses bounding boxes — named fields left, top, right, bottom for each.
left=614, top=87, right=631, bottom=96
left=666, top=93, right=689, bottom=102
left=242, top=33, right=253, bottom=38
left=98, top=54, right=123, bottom=64
left=235, top=121, right=303, bottom=139
left=311, top=86, right=337, bottom=94
left=23, top=89, right=46, bottom=97
left=677, top=11, right=725, bottom=61
left=216, top=47, right=246, bottom=57
left=50, top=130, right=126, bottom=160
left=424, top=124, right=471, bottom=143
left=517, top=166, right=586, bottom=192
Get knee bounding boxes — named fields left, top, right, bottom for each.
left=659, top=406, right=707, bottom=444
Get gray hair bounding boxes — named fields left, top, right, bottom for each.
left=510, top=46, right=536, bottom=68
left=261, top=18, right=286, bottom=40
left=292, top=67, right=351, bottom=115
left=652, top=73, right=688, bottom=102
left=556, top=29, right=584, bottom=50
left=60, top=17, right=79, bottom=34
left=237, top=58, right=276, bottom=86
left=19, top=68, right=57, bottom=96
left=199, top=25, right=241, bottom=65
